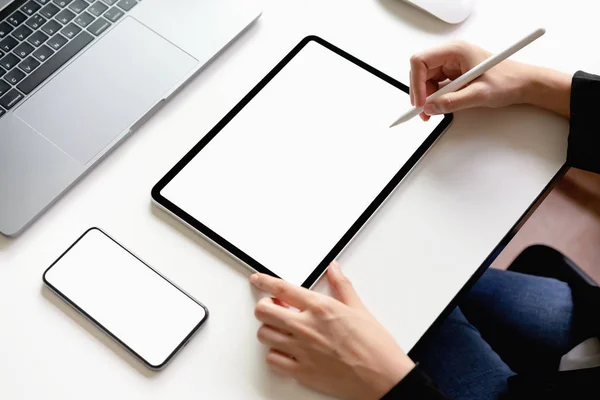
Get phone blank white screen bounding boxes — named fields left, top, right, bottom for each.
left=162, top=41, right=443, bottom=286
left=44, top=229, right=206, bottom=367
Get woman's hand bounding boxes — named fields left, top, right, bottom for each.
left=251, top=262, right=415, bottom=400
left=410, top=40, right=571, bottom=120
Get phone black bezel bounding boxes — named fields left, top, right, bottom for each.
left=42, top=227, right=209, bottom=370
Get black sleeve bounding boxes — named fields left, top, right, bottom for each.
left=567, top=71, right=600, bottom=174
left=381, top=364, right=450, bottom=400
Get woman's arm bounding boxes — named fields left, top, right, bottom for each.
left=408, top=40, right=572, bottom=120
left=410, top=42, right=600, bottom=174
left=521, top=65, right=571, bottom=119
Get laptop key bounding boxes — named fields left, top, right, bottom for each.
left=0, top=37, right=19, bottom=52
left=0, top=89, right=24, bottom=110
left=8, top=11, right=28, bottom=27
left=60, top=23, right=81, bottom=38
left=88, top=1, right=108, bottom=16
left=21, top=1, right=42, bottom=16
left=25, top=14, right=47, bottom=30
left=103, top=7, right=123, bottom=22
left=14, top=42, right=35, bottom=58
left=36, top=0, right=51, bottom=4
left=0, top=89, right=23, bottom=110
left=47, top=34, right=68, bottom=50
left=18, top=56, right=40, bottom=73
left=27, top=31, right=49, bottom=47
left=56, top=8, right=76, bottom=24
left=12, top=25, right=33, bottom=41
left=102, top=0, right=118, bottom=5
left=87, top=17, right=110, bottom=36
left=18, top=31, right=93, bottom=94
left=116, top=0, right=136, bottom=12
left=69, top=0, right=90, bottom=13
left=74, top=11, right=94, bottom=27
left=4, top=68, right=26, bottom=85
left=32, top=44, right=53, bottom=62
left=41, top=19, right=61, bottom=35
left=0, top=53, right=19, bottom=70
left=0, top=80, right=9, bottom=96
left=40, top=3, right=60, bottom=18
left=0, top=108, right=5, bottom=118
left=0, top=65, right=5, bottom=77
left=0, top=22, right=14, bottom=39
left=53, top=0, right=74, bottom=8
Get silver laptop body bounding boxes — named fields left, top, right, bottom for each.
left=0, top=0, right=261, bottom=236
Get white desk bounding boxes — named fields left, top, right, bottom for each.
left=0, top=0, right=594, bottom=398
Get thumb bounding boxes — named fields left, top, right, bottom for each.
left=423, top=83, right=486, bottom=115
left=327, top=262, right=364, bottom=309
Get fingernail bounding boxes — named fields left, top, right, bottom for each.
left=423, top=103, right=440, bottom=116
left=250, top=274, right=260, bottom=284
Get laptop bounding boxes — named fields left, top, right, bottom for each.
left=0, top=0, right=261, bottom=236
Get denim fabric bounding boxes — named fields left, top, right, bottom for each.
left=412, top=268, right=580, bottom=400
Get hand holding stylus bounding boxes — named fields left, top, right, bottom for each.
left=391, top=28, right=546, bottom=127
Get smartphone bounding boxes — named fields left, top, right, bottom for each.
left=43, top=228, right=208, bottom=370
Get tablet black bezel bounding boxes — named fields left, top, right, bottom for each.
left=151, top=35, right=453, bottom=288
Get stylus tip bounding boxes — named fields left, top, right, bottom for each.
left=389, top=115, right=407, bottom=128
left=390, top=107, right=421, bottom=128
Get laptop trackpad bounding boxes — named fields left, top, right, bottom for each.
left=15, top=17, right=197, bottom=164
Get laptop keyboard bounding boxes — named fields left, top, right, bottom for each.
left=0, top=0, right=141, bottom=118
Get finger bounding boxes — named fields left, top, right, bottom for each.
left=425, top=79, right=439, bottom=98
left=417, top=81, right=438, bottom=122
left=409, top=68, right=417, bottom=106
left=426, top=66, right=448, bottom=83
left=410, top=67, right=444, bottom=106
left=254, top=297, right=302, bottom=332
left=266, top=349, right=298, bottom=376
left=259, top=323, right=293, bottom=337
left=272, top=297, right=290, bottom=308
left=257, top=324, right=297, bottom=355
left=423, top=82, right=487, bottom=115
left=409, top=70, right=414, bottom=106
left=251, top=273, right=315, bottom=310
left=410, top=45, right=464, bottom=107
left=327, top=262, right=364, bottom=309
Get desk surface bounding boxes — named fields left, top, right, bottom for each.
left=0, top=0, right=593, bottom=399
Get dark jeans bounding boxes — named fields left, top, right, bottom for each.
left=412, top=268, right=587, bottom=400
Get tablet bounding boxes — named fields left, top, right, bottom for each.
left=152, top=36, right=452, bottom=288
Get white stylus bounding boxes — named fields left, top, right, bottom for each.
left=389, top=28, right=546, bottom=128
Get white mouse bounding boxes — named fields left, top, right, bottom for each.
left=402, top=0, right=475, bottom=24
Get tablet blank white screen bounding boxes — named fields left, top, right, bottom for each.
left=162, top=41, right=443, bottom=286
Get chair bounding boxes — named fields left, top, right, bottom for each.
left=507, top=244, right=598, bottom=289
